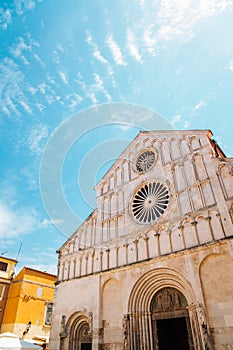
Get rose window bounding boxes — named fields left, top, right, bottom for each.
left=135, top=150, right=156, bottom=173
left=131, top=182, right=169, bottom=224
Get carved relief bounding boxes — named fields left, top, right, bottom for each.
left=189, top=304, right=213, bottom=350
left=151, top=288, right=187, bottom=313
left=60, top=315, right=67, bottom=337
left=122, top=314, right=129, bottom=350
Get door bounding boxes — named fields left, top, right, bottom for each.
left=157, top=317, right=189, bottom=350
left=81, top=343, right=92, bottom=350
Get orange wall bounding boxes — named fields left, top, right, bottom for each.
left=2, top=267, right=56, bottom=330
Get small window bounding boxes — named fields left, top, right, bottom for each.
left=0, top=261, right=8, bottom=272
left=0, top=284, right=5, bottom=299
left=44, top=302, right=53, bottom=326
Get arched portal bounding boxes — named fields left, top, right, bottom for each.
left=151, top=287, right=193, bottom=350
left=69, top=322, right=92, bottom=350
left=60, top=311, right=92, bottom=350
left=126, top=268, right=212, bottom=350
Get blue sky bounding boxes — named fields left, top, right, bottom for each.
left=0, top=0, right=233, bottom=274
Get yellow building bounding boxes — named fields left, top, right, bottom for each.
left=0, top=256, right=17, bottom=329
left=1, top=267, right=56, bottom=346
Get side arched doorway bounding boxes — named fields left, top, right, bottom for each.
left=151, top=287, right=193, bottom=350
left=70, top=322, right=92, bottom=350
left=60, top=312, right=92, bottom=350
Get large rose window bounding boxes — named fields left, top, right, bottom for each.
left=131, top=181, right=169, bottom=224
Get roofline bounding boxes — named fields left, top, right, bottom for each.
left=57, top=209, right=97, bottom=252
left=94, top=129, right=213, bottom=189
left=17, top=266, right=56, bottom=278
left=0, top=256, right=18, bottom=263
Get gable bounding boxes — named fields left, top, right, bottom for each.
left=60, top=129, right=223, bottom=253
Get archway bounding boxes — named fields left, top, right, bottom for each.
left=151, top=287, right=193, bottom=350
left=69, top=315, right=92, bottom=350
left=126, top=268, right=211, bottom=350
left=60, top=311, right=92, bottom=350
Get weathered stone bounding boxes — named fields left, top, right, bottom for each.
left=49, top=130, right=233, bottom=350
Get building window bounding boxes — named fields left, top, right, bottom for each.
left=44, top=302, right=53, bottom=326
left=0, top=261, right=8, bottom=272
left=131, top=181, right=170, bottom=224
left=134, top=149, right=157, bottom=173
left=0, top=283, right=5, bottom=300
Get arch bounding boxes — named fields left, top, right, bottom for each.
left=143, top=137, right=152, bottom=147
left=61, top=311, right=92, bottom=350
left=161, top=139, right=171, bottom=164
left=199, top=252, right=233, bottom=305
left=180, top=138, right=190, bottom=156
left=127, top=268, right=197, bottom=350
left=102, top=181, right=109, bottom=194
left=151, top=138, right=161, bottom=150
left=102, top=278, right=123, bottom=346
left=128, top=267, right=195, bottom=313
left=219, top=164, right=233, bottom=198
left=109, top=174, right=115, bottom=190
left=170, top=138, right=180, bottom=160
left=199, top=252, right=233, bottom=347
left=190, top=136, right=201, bottom=151
left=116, top=167, right=122, bottom=186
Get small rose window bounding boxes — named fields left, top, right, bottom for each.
left=135, top=150, right=156, bottom=173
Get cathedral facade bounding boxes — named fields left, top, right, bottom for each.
left=49, top=130, right=233, bottom=350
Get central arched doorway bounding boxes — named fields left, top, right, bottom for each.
left=127, top=268, right=213, bottom=349
left=127, top=268, right=198, bottom=349
left=151, top=287, right=193, bottom=350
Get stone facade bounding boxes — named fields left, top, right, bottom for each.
left=49, top=130, right=233, bottom=350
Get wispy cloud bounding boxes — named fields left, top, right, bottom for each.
left=0, top=8, right=12, bottom=30
left=10, top=35, right=39, bottom=65
left=34, top=53, right=45, bottom=68
left=140, top=0, right=233, bottom=54
left=19, top=100, right=33, bottom=114
left=27, top=124, right=49, bottom=154
left=193, top=99, right=206, bottom=110
left=14, top=0, right=36, bottom=15
left=75, top=72, right=98, bottom=105
left=0, top=57, right=30, bottom=117
left=143, top=27, right=157, bottom=56
left=86, top=31, right=108, bottom=65
left=170, top=114, right=181, bottom=126
left=106, top=35, right=127, bottom=65
left=227, top=58, right=233, bottom=72
left=93, top=73, right=111, bottom=101
left=0, top=1, right=41, bottom=30
left=67, top=93, right=83, bottom=109
left=58, top=70, right=69, bottom=85
left=156, top=0, right=233, bottom=42
left=42, top=218, right=64, bottom=226
left=0, top=200, right=40, bottom=239
left=76, top=71, right=112, bottom=104
left=184, top=120, right=190, bottom=128
left=86, top=30, right=116, bottom=87
left=126, top=29, right=143, bottom=63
